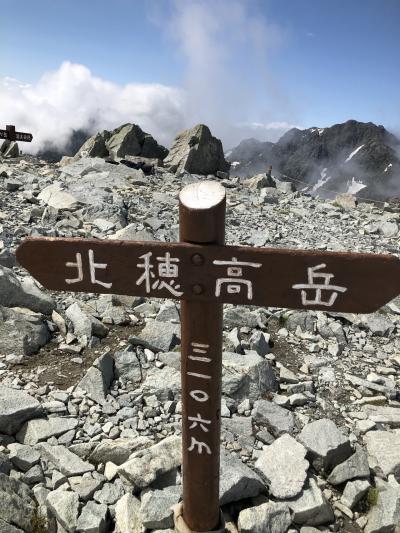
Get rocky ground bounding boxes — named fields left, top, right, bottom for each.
left=0, top=153, right=399, bottom=533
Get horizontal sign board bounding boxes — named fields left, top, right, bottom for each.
left=16, top=237, right=400, bottom=313
left=0, top=129, right=33, bottom=142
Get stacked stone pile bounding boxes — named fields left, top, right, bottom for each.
left=0, top=148, right=399, bottom=531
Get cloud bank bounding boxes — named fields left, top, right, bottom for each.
left=1, top=0, right=299, bottom=154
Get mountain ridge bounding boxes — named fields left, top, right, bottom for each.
left=227, top=119, right=400, bottom=201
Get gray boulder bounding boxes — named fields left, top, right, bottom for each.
left=237, top=501, right=291, bottom=533
left=89, top=436, right=152, bottom=466
left=35, top=443, right=94, bottom=477
left=0, top=306, right=50, bottom=355
left=129, top=319, right=180, bottom=353
left=114, top=493, right=142, bottom=533
left=114, top=349, right=143, bottom=384
left=0, top=140, right=19, bottom=158
left=288, top=477, right=334, bottom=526
left=252, top=399, right=296, bottom=436
left=76, top=352, right=114, bottom=405
left=219, top=449, right=265, bottom=505
left=16, top=416, right=78, bottom=445
left=365, top=482, right=400, bottom=533
left=0, top=267, right=55, bottom=314
left=298, top=418, right=352, bottom=471
left=76, top=501, right=108, bottom=533
left=76, top=132, right=109, bottom=159
left=117, top=436, right=181, bottom=491
left=222, top=351, right=277, bottom=402
left=0, top=386, right=43, bottom=435
left=364, top=429, right=400, bottom=477
left=140, top=485, right=181, bottom=529
left=46, top=489, right=79, bottom=532
left=164, top=124, right=230, bottom=175
left=255, top=434, right=309, bottom=498
left=327, top=445, right=370, bottom=485
left=0, top=474, right=36, bottom=532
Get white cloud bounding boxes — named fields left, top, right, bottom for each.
left=1, top=1, right=298, bottom=154
left=0, top=61, right=186, bottom=153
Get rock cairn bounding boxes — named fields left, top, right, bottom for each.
left=0, top=150, right=399, bottom=532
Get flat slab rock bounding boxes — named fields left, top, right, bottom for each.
left=35, top=443, right=94, bottom=477
left=0, top=386, right=43, bottom=435
left=287, top=477, right=334, bottom=526
left=237, top=501, right=292, bottom=533
left=219, top=449, right=265, bottom=505
left=16, top=416, right=78, bottom=445
left=298, top=418, right=352, bottom=471
left=364, top=429, right=400, bottom=477
left=117, top=436, right=181, bottom=491
left=252, top=399, right=296, bottom=436
left=255, top=433, right=309, bottom=498
left=365, top=482, right=400, bottom=533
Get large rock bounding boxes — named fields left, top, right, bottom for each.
left=222, top=351, right=277, bottom=402
left=114, top=349, right=143, bottom=384
left=237, top=501, right=291, bottom=533
left=255, top=434, right=309, bottom=498
left=66, top=302, right=108, bottom=341
left=252, top=399, right=296, bottom=436
left=298, top=418, right=352, bottom=471
left=130, top=319, right=180, bottom=353
left=36, top=443, right=94, bottom=477
left=364, top=429, right=400, bottom=477
left=0, top=306, right=50, bottom=355
left=0, top=140, right=19, bottom=158
left=0, top=267, right=55, bottom=313
left=76, top=352, right=114, bottom=405
left=117, top=436, right=181, bottom=491
left=76, top=501, right=108, bottom=533
left=365, top=482, right=400, bottom=533
left=219, top=449, right=265, bottom=505
left=0, top=386, right=43, bottom=435
left=287, top=477, right=334, bottom=526
left=140, top=486, right=181, bottom=529
left=89, top=436, right=152, bottom=466
left=164, top=124, right=230, bottom=175
left=38, top=182, right=79, bottom=210
left=114, top=493, right=143, bottom=533
left=106, top=124, right=168, bottom=160
left=16, top=416, right=78, bottom=445
left=140, top=366, right=181, bottom=401
left=46, top=490, right=79, bottom=532
left=0, top=474, right=36, bottom=532
left=327, top=445, right=370, bottom=485
left=76, top=132, right=109, bottom=159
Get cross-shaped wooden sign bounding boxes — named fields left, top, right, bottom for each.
left=16, top=181, right=400, bottom=532
left=0, top=124, right=33, bottom=143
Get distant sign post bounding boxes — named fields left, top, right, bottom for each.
left=0, top=124, right=33, bottom=143
left=16, top=181, right=400, bottom=532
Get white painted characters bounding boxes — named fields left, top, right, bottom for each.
left=65, top=250, right=112, bottom=289
left=187, top=342, right=212, bottom=455
left=213, top=257, right=261, bottom=300
left=136, top=251, right=183, bottom=297
left=292, top=263, right=347, bottom=306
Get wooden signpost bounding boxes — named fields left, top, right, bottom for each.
left=16, top=181, right=400, bottom=532
left=0, top=124, right=33, bottom=143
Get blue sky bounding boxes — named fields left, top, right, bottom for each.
left=1, top=0, right=399, bottom=150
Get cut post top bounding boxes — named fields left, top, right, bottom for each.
left=179, top=181, right=226, bottom=210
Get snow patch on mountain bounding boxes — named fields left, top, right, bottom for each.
left=347, top=177, right=366, bottom=195
left=345, top=144, right=365, bottom=162
left=311, top=168, right=331, bottom=193
left=384, top=163, right=392, bottom=172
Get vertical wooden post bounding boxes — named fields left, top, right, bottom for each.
left=178, top=181, right=226, bottom=532
left=6, top=125, right=16, bottom=141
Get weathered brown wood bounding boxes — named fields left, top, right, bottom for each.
left=179, top=181, right=225, bottom=532
left=16, top=237, right=400, bottom=313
